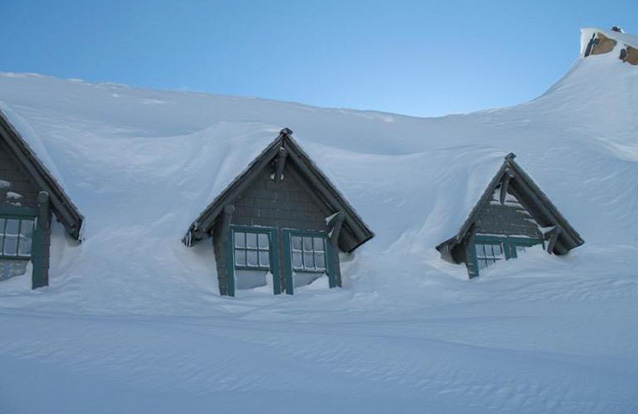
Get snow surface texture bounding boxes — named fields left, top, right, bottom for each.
left=1, top=29, right=637, bottom=413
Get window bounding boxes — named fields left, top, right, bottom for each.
left=0, top=217, right=35, bottom=258
left=291, top=235, right=326, bottom=272
left=472, top=234, right=545, bottom=276
left=233, top=230, right=271, bottom=270
left=474, top=241, right=505, bottom=270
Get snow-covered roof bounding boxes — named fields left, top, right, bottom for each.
left=0, top=27, right=636, bottom=309
left=0, top=108, right=84, bottom=239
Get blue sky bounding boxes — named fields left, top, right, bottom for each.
left=0, top=0, right=635, bottom=116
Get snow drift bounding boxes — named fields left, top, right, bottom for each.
left=0, top=28, right=636, bottom=414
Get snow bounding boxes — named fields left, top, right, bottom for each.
left=0, top=28, right=637, bottom=413
left=5, top=192, right=22, bottom=200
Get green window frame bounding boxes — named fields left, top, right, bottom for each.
left=225, top=226, right=281, bottom=296
left=233, top=230, right=271, bottom=271
left=0, top=215, right=36, bottom=260
left=474, top=240, right=505, bottom=270
left=283, top=229, right=335, bottom=295
left=470, top=234, right=544, bottom=276
left=290, top=234, right=327, bottom=273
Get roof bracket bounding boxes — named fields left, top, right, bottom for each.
left=546, top=225, right=562, bottom=254
left=274, top=147, right=288, bottom=181
left=327, top=211, right=345, bottom=246
left=500, top=171, right=514, bottom=204
left=219, top=205, right=235, bottom=243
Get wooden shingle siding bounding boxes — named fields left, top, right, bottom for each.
left=232, top=163, right=330, bottom=231
left=0, top=139, right=39, bottom=209
left=475, top=201, right=542, bottom=239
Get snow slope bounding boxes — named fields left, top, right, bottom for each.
left=0, top=29, right=637, bottom=413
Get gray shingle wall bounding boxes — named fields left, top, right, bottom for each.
left=0, top=139, right=38, bottom=209
left=232, top=163, right=330, bottom=230
left=473, top=187, right=542, bottom=239
left=213, top=161, right=338, bottom=294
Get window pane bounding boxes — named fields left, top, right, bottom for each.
left=247, top=250, right=258, bottom=267
left=293, top=272, right=322, bottom=288
left=259, top=251, right=270, bottom=268
left=475, top=244, right=485, bottom=257
left=18, top=237, right=32, bottom=256
left=20, top=219, right=34, bottom=238
left=0, top=218, right=5, bottom=236
left=235, top=232, right=245, bottom=248
left=235, top=249, right=246, bottom=266
left=292, top=236, right=302, bottom=251
left=313, top=237, right=324, bottom=252
left=246, top=233, right=257, bottom=248
left=493, top=244, right=502, bottom=257
left=315, top=253, right=325, bottom=270
left=485, top=244, right=496, bottom=257
left=5, top=219, right=19, bottom=236
left=235, top=269, right=268, bottom=290
left=292, top=251, right=303, bottom=269
left=4, top=235, right=18, bottom=256
left=258, top=233, right=269, bottom=249
left=303, top=237, right=313, bottom=252
left=303, top=252, right=314, bottom=269
left=0, top=259, right=28, bottom=280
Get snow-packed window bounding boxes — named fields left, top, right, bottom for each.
left=0, top=217, right=35, bottom=258
left=233, top=230, right=270, bottom=270
left=474, top=242, right=505, bottom=270
left=291, top=235, right=326, bottom=272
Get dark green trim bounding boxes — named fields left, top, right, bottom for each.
left=226, top=225, right=280, bottom=296
left=224, top=228, right=235, bottom=297
left=282, top=229, right=333, bottom=295
left=31, top=192, right=50, bottom=289
left=0, top=213, right=37, bottom=283
left=0, top=205, right=38, bottom=217
left=0, top=255, right=30, bottom=261
left=471, top=234, right=544, bottom=277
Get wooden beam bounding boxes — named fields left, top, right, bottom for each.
left=327, top=211, right=345, bottom=247
left=500, top=171, right=513, bottom=204
left=274, top=147, right=288, bottom=181
left=218, top=204, right=235, bottom=242
left=547, top=226, right=562, bottom=254
left=32, top=191, right=51, bottom=289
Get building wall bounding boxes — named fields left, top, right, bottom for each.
left=0, top=139, right=39, bottom=209
left=473, top=185, right=542, bottom=239
left=213, top=160, right=340, bottom=294
left=463, top=184, right=543, bottom=278
left=0, top=137, right=51, bottom=287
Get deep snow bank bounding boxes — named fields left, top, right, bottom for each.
left=0, top=29, right=636, bottom=313
left=0, top=28, right=636, bottom=414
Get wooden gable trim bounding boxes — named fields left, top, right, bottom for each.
left=0, top=110, right=84, bottom=240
